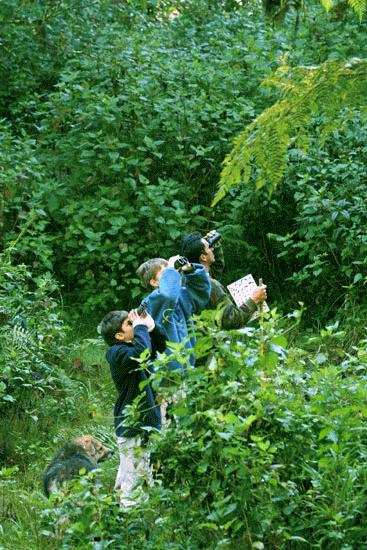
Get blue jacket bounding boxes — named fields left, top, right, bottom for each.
left=140, top=264, right=210, bottom=370
left=106, top=325, right=161, bottom=438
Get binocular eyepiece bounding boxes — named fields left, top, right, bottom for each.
left=206, top=230, right=221, bottom=248
left=174, top=256, right=189, bottom=270
left=136, top=304, right=147, bottom=316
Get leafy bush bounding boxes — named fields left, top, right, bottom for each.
left=18, top=311, right=367, bottom=548
left=0, top=255, right=81, bottom=442
left=212, top=116, right=367, bottom=334
left=3, top=7, right=284, bottom=314
left=136, top=313, right=367, bottom=547
left=2, top=1, right=365, bottom=322
left=266, top=121, right=367, bottom=327
left=2, top=3, right=367, bottom=548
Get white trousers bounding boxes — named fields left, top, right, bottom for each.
left=115, top=436, right=153, bottom=507
left=159, top=385, right=187, bottom=427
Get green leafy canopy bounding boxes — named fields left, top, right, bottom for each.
left=213, top=57, right=367, bottom=203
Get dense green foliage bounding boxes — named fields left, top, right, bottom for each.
left=0, top=255, right=84, bottom=460
left=4, top=313, right=367, bottom=548
left=225, top=120, right=367, bottom=327
left=214, top=59, right=367, bottom=200
left=0, top=2, right=366, bottom=326
left=1, top=0, right=364, bottom=321
left=269, top=122, right=367, bottom=326
left=1, top=0, right=367, bottom=548
left=2, top=1, right=283, bottom=312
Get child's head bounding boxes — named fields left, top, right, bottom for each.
left=136, top=258, right=168, bottom=289
left=98, top=310, right=134, bottom=345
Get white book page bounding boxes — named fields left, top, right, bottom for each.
left=227, top=274, right=269, bottom=320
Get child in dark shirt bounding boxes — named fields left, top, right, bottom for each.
left=98, top=309, right=161, bottom=506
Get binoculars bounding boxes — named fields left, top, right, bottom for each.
left=206, top=230, right=221, bottom=248
left=136, top=304, right=147, bottom=316
left=174, top=256, right=189, bottom=270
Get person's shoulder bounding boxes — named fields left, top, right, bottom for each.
left=184, top=263, right=209, bottom=279
left=191, top=263, right=205, bottom=272
left=106, top=342, right=129, bottom=361
left=210, top=275, right=224, bottom=288
left=109, top=341, right=128, bottom=350
left=209, top=276, right=228, bottom=300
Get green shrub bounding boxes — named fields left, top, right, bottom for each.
left=27, top=311, right=367, bottom=548
left=2, top=2, right=365, bottom=322
left=3, top=8, right=283, bottom=314
left=266, top=120, right=367, bottom=329
left=146, top=313, right=367, bottom=547
left=0, top=255, right=83, bottom=458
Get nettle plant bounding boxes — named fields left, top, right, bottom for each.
left=36, top=311, right=367, bottom=548
left=0, top=255, right=79, bottom=423
left=146, top=313, right=367, bottom=547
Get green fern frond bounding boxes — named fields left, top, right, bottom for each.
left=347, top=0, right=366, bottom=18
left=321, top=0, right=335, bottom=12
left=10, top=325, right=34, bottom=350
left=212, top=58, right=367, bottom=205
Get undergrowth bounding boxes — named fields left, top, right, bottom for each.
left=1, top=300, right=367, bottom=549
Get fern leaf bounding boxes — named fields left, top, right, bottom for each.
left=212, top=58, right=367, bottom=205
left=321, top=0, right=335, bottom=11
left=347, top=0, right=366, bottom=18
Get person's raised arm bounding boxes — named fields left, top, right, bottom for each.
left=182, top=262, right=211, bottom=314
left=146, top=259, right=182, bottom=325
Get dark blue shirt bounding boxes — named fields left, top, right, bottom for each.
left=106, top=325, right=161, bottom=438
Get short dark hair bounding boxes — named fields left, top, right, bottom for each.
left=180, top=231, right=205, bottom=264
left=136, top=258, right=168, bottom=289
left=98, top=310, right=128, bottom=346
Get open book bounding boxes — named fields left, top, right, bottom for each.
left=227, top=274, right=269, bottom=321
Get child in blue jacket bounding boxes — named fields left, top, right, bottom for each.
left=136, top=255, right=211, bottom=371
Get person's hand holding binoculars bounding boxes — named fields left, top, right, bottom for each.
left=168, top=255, right=193, bottom=273
left=129, top=309, right=155, bottom=332
left=204, top=230, right=221, bottom=248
